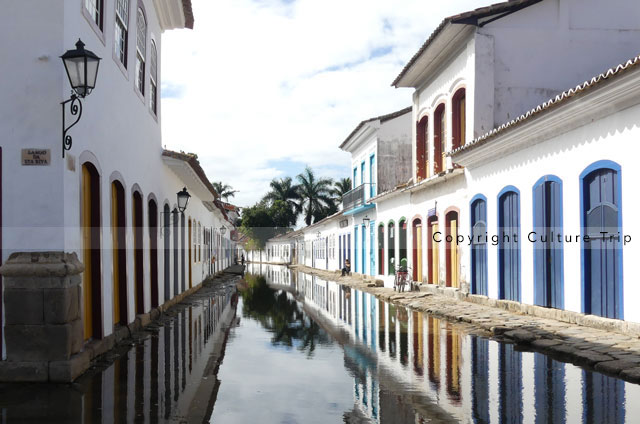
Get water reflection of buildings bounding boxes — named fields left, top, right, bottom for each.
left=276, top=267, right=639, bottom=424
left=1, top=289, right=237, bottom=422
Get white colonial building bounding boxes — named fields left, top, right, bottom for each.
left=285, top=0, right=640, bottom=325
left=0, top=0, right=236, bottom=368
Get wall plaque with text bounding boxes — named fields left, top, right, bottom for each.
left=22, top=149, right=51, bottom=166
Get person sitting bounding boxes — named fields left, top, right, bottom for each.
left=341, top=258, right=351, bottom=276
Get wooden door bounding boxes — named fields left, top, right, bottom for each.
left=188, top=218, right=192, bottom=288
left=82, top=163, right=102, bottom=340
left=416, top=225, right=423, bottom=282
left=132, top=192, right=144, bottom=314
left=534, top=178, right=563, bottom=308
left=471, top=199, right=488, bottom=295
left=111, top=182, right=127, bottom=325
left=499, top=190, right=520, bottom=301
left=583, top=168, right=621, bottom=318
left=446, top=212, right=459, bottom=288
left=431, top=221, right=439, bottom=285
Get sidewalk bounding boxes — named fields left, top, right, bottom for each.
left=289, top=264, right=640, bottom=385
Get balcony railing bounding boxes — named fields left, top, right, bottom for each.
left=342, top=183, right=375, bottom=211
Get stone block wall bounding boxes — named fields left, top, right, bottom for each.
left=0, top=251, right=87, bottom=382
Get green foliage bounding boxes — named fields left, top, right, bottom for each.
left=262, top=177, right=300, bottom=227
left=239, top=201, right=291, bottom=248
left=212, top=181, right=238, bottom=201
left=332, top=177, right=352, bottom=202
left=296, top=166, right=336, bottom=226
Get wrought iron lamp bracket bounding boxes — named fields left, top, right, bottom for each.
left=61, top=93, right=83, bottom=158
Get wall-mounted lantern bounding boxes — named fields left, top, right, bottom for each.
left=220, top=226, right=227, bottom=236
left=177, top=187, right=191, bottom=213
left=362, top=216, right=370, bottom=228
left=316, top=231, right=321, bottom=238
left=60, top=39, right=101, bottom=158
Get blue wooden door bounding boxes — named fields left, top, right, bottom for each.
left=534, top=177, right=564, bottom=308
left=471, top=198, right=487, bottom=295
left=583, top=168, right=621, bottom=318
left=361, top=224, right=366, bottom=274
left=354, top=226, right=359, bottom=273
left=498, top=190, right=520, bottom=301
left=370, top=222, right=375, bottom=276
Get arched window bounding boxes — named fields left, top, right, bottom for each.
left=452, top=88, right=466, bottom=151
left=434, top=104, right=446, bottom=174
left=150, top=40, right=158, bottom=114
left=416, top=116, right=428, bottom=180
left=114, top=0, right=129, bottom=67
left=135, top=7, right=147, bottom=95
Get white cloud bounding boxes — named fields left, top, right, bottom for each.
left=161, top=0, right=497, bottom=207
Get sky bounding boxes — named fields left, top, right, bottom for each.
left=160, top=0, right=498, bottom=208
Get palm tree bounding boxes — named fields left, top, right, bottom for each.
left=296, top=166, right=334, bottom=226
left=263, top=177, right=301, bottom=227
left=212, top=181, right=238, bottom=201
left=332, top=177, right=352, bottom=203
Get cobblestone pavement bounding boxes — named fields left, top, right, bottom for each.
left=289, top=264, right=640, bottom=385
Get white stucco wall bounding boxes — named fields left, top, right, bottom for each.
left=0, top=0, right=233, bottom=356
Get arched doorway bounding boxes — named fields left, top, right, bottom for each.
left=81, top=162, right=102, bottom=340
left=498, top=187, right=520, bottom=301
left=378, top=224, right=384, bottom=275
left=173, top=208, right=179, bottom=297
left=412, top=218, right=422, bottom=282
left=470, top=196, right=488, bottom=295
left=427, top=214, right=439, bottom=285
left=387, top=221, right=395, bottom=275
left=180, top=213, right=185, bottom=292
left=148, top=198, right=158, bottom=308
left=369, top=221, right=375, bottom=276
left=132, top=191, right=144, bottom=314
left=111, top=181, right=127, bottom=326
left=163, top=204, right=170, bottom=302
left=399, top=218, right=407, bottom=270
left=188, top=218, right=193, bottom=288
left=445, top=209, right=460, bottom=288
left=533, top=176, right=563, bottom=308
left=581, top=161, right=622, bottom=319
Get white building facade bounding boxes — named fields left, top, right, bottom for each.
left=0, top=0, right=236, bottom=361
left=293, top=0, right=640, bottom=325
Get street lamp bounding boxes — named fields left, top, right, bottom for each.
left=60, top=39, right=101, bottom=158
left=177, top=187, right=191, bottom=213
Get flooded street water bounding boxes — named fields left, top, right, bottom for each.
left=1, top=265, right=639, bottom=423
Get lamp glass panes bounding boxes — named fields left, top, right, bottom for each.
left=61, top=39, right=101, bottom=98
